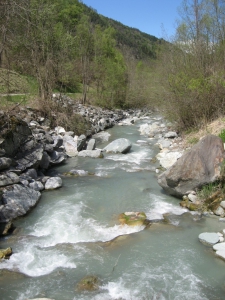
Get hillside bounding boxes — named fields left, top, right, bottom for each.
left=83, top=4, right=163, bottom=59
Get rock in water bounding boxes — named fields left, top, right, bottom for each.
left=119, top=212, right=149, bottom=226
left=0, top=184, right=41, bottom=222
left=158, top=135, right=225, bottom=197
left=76, top=275, right=100, bottom=291
left=104, top=138, right=132, bottom=154
left=198, top=232, right=220, bottom=246
left=45, top=177, right=62, bottom=190
left=0, top=247, right=12, bottom=259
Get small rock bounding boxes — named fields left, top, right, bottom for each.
left=76, top=275, right=100, bottom=291
left=214, top=206, right=225, bottom=216
left=188, top=194, right=197, bottom=203
left=198, top=232, right=220, bottom=245
left=45, top=177, right=62, bottom=190
left=220, top=201, right=225, bottom=209
left=164, top=131, right=178, bottom=138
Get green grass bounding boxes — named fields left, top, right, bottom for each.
left=197, top=183, right=218, bottom=200
left=219, top=129, right=225, bottom=143
left=187, top=137, right=199, bottom=144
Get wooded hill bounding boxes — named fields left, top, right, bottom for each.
left=0, top=0, right=162, bottom=111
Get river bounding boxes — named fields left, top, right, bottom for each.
left=0, top=116, right=225, bottom=300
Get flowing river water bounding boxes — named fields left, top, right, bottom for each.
left=1, top=116, right=225, bottom=300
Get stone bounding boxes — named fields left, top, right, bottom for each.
left=78, top=150, right=103, bottom=158
left=198, top=232, right=220, bottom=246
left=188, top=194, right=197, bottom=203
left=64, top=169, right=89, bottom=176
left=16, top=144, right=44, bottom=170
left=213, top=242, right=225, bottom=251
left=86, top=139, right=96, bottom=150
left=92, top=131, right=110, bottom=142
left=25, top=168, right=38, bottom=180
left=104, top=138, right=132, bottom=154
left=0, top=172, right=20, bottom=187
left=118, top=212, right=150, bottom=226
left=0, top=116, right=32, bottom=157
left=158, top=135, right=225, bottom=198
left=213, top=206, right=225, bottom=216
left=49, top=151, right=66, bottom=165
left=77, top=134, right=86, bottom=151
left=0, top=184, right=41, bottom=222
left=0, top=221, right=14, bottom=235
left=55, top=126, right=65, bottom=134
left=164, top=131, right=178, bottom=138
left=0, top=247, right=12, bottom=259
left=52, top=135, right=63, bottom=148
left=156, top=151, right=182, bottom=169
left=220, top=201, right=225, bottom=209
left=157, top=140, right=171, bottom=149
left=39, top=151, right=50, bottom=169
left=0, top=158, right=12, bottom=171
left=76, top=275, right=100, bottom=291
left=215, top=250, right=225, bottom=260
left=45, top=177, right=62, bottom=190
left=63, top=136, right=78, bottom=156
left=139, top=123, right=161, bottom=136
left=29, top=181, right=44, bottom=191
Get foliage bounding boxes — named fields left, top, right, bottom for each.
left=153, top=0, right=225, bottom=131
left=219, top=129, right=225, bottom=143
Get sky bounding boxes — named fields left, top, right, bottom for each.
left=81, top=0, right=183, bottom=39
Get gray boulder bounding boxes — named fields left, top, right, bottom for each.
left=0, top=117, right=32, bottom=157
left=0, top=158, right=12, bottom=171
left=0, top=172, right=20, bottom=187
left=45, top=177, right=62, bottom=190
left=104, top=138, right=132, bottom=154
left=49, top=151, right=66, bottom=165
left=158, top=135, right=225, bottom=197
left=29, top=181, right=44, bottom=191
left=78, top=150, right=103, bottom=158
left=0, top=184, right=41, bottom=222
left=16, top=144, right=44, bottom=171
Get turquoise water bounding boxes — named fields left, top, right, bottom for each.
left=0, top=117, right=225, bottom=299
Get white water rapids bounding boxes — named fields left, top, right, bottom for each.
left=0, top=117, right=225, bottom=300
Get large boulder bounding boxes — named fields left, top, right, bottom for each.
left=0, top=116, right=32, bottom=157
left=158, top=135, right=225, bottom=198
left=0, top=184, right=41, bottom=222
left=104, top=138, right=132, bottom=154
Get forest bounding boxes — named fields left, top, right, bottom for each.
left=1, top=0, right=225, bottom=132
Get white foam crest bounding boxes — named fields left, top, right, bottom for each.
left=147, top=196, right=187, bottom=221
left=106, top=148, right=151, bottom=165
left=0, top=245, right=76, bottom=277
left=27, top=201, right=144, bottom=247
left=95, top=170, right=109, bottom=177
left=100, top=279, right=138, bottom=300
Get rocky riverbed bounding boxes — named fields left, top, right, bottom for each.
left=0, top=95, right=152, bottom=231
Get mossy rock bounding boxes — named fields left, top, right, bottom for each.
left=119, top=212, right=149, bottom=226
left=76, top=275, right=100, bottom=291
left=0, top=247, right=12, bottom=259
